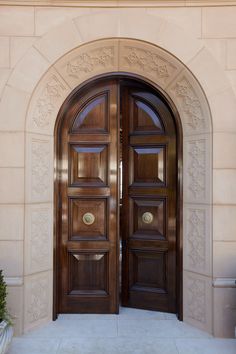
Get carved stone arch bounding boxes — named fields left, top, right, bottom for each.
left=23, top=37, right=213, bottom=335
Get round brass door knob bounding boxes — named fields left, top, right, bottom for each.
left=82, top=212, right=95, bottom=225
left=142, top=212, right=154, bottom=224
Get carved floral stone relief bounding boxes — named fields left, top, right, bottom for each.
left=30, top=208, right=51, bottom=273
left=119, top=44, right=179, bottom=87
left=26, top=135, right=53, bottom=203
left=185, top=138, right=206, bottom=203
left=33, top=75, right=67, bottom=130
left=186, top=276, right=206, bottom=324
left=25, top=272, right=51, bottom=328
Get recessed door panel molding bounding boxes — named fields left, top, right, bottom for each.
left=55, top=76, right=179, bottom=317
left=69, top=144, right=109, bottom=187
left=130, top=145, right=166, bottom=186
left=130, top=96, right=165, bottom=135
left=69, top=197, right=108, bottom=241
left=121, top=81, right=177, bottom=313
left=130, top=197, right=167, bottom=240
left=56, top=79, right=118, bottom=314
left=71, top=92, right=109, bottom=134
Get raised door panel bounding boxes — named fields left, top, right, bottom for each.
left=130, top=197, right=166, bottom=240
left=130, top=145, right=166, bottom=186
left=71, top=93, right=109, bottom=133
left=121, top=83, right=177, bottom=314
left=130, top=96, right=164, bottom=134
left=69, top=198, right=108, bottom=240
left=57, top=79, right=118, bottom=314
left=69, top=144, right=109, bottom=187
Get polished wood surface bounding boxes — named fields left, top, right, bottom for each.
left=121, top=81, right=177, bottom=313
left=56, top=79, right=119, bottom=313
left=54, top=76, right=179, bottom=316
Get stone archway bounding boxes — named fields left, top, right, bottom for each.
left=2, top=10, right=235, bottom=336
left=24, top=37, right=212, bottom=334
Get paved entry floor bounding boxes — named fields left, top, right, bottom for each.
left=8, top=307, right=236, bottom=354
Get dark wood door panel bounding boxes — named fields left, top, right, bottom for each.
left=121, top=81, right=177, bottom=314
left=57, top=79, right=119, bottom=314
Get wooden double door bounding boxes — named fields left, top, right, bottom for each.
left=55, top=77, right=177, bottom=316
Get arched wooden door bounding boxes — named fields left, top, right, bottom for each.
left=55, top=77, right=178, bottom=315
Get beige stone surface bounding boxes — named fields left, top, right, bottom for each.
left=183, top=134, right=212, bottom=204
left=204, top=39, right=226, bottom=68
left=0, top=241, right=23, bottom=277
left=10, top=37, right=36, bottom=68
left=167, top=69, right=212, bottom=136
left=183, top=271, right=212, bottom=333
left=183, top=204, right=212, bottom=276
left=227, top=39, right=236, bottom=70
left=226, top=70, right=236, bottom=97
left=0, top=168, right=24, bottom=204
left=0, top=68, right=11, bottom=98
left=213, top=241, right=236, bottom=277
left=0, top=132, right=24, bottom=167
left=54, top=39, right=119, bottom=90
left=8, top=47, right=49, bottom=93
left=0, top=85, right=30, bottom=131
left=213, top=169, right=236, bottom=204
left=209, top=87, right=236, bottom=133
left=213, top=133, right=236, bottom=169
left=25, top=133, right=53, bottom=203
left=0, top=37, right=10, bottom=68
left=24, top=203, right=53, bottom=275
left=202, top=7, right=236, bottom=39
left=35, top=7, right=91, bottom=36
left=213, top=205, right=236, bottom=241
left=24, top=271, right=53, bottom=332
left=188, top=48, right=230, bottom=97
left=6, top=286, right=23, bottom=336
left=213, top=287, right=236, bottom=338
left=119, top=39, right=181, bottom=90
left=0, top=6, right=34, bottom=36
left=26, top=69, right=71, bottom=135
left=147, top=7, right=201, bottom=38
left=0, top=205, right=24, bottom=241
left=119, top=9, right=164, bottom=44
left=35, top=20, right=82, bottom=63
left=74, top=11, right=119, bottom=42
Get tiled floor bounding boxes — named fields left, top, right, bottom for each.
left=8, top=307, right=236, bottom=354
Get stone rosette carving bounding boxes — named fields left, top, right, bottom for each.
left=26, top=275, right=49, bottom=323
left=122, top=46, right=177, bottom=84
left=66, top=46, right=115, bottom=79
left=172, top=78, right=206, bottom=133
left=187, top=139, right=206, bottom=200
left=186, top=276, right=206, bottom=324
left=31, top=139, right=51, bottom=200
left=33, top=75, right=67, bottom=129
left=187, top=209, right=206, bottom=272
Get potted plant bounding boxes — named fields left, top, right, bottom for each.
left=0, top=270, right=13, bottom=354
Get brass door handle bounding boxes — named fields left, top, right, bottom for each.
left=142, top=212, right=154, bottom=224
left=82, top=212, right=95, bottom=225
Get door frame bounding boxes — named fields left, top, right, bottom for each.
left=53, top=73, right=183, bottom=321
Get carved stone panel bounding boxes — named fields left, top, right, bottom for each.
left=184, top=204, right=212, bottom=276
left=24, top=271, right=52, bottom=332
left=25, top=204, right=53, bottom=275
left=183, top=271, right=212, bottom=333
left=119, top=40, right=180, bottom=89
left=54, top=39, right=119, bottom=89
left=167, top=70, right=212, bottom=136
left=25, top=134, right=53, bottom=203
left=26, top=70, right=70, bottom=136
left=183, top=134, right=212, bottom=204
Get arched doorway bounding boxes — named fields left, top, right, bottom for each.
left=54, top=75, right=182, bottom=319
